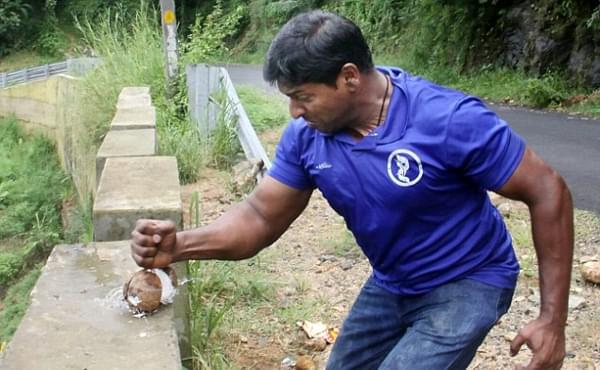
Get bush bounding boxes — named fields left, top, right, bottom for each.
left=524, top=74, right=567, bottom=108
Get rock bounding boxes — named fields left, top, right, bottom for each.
left=527, top=292, right=540, bottom=305
left=319, top=254, right=337, bottom=263
left=497, top=202, right=512, bottom=217
left=281, top=357, right=296, bottom=368
left=488, top=191, right=503, bottom=206
left=295, top=355, right=316, bottom=370
left=340, top=260, right=354, bottom=271
left=503, top=332, right=517, bottom=342
left=304, top=338, right=327, bottom=352
left=568, top=295, right=586, bottom=311
left=230, top=158, right=264, bottom=195
left=581, top=261, right=600, bottom=284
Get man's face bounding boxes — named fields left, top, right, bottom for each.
left=278, top=75, right=355, bottom=134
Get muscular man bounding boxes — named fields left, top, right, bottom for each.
left=131, top=10, right=573, bottom=370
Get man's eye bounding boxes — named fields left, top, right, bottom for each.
left=297, top=95, right=311, bottom=102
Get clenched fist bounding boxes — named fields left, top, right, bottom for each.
left=130, top=219, right=178, bottom=268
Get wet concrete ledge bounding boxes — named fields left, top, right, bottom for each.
left=0, top=242, right=184, bottom=370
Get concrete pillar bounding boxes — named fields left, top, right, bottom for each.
left=110, top=106, right=156, bottom=131
left=93, top=156, right=182, bottom=242
left=96, top=129, right=157, bottom=187
left=116, top=86, right=152, bottom=109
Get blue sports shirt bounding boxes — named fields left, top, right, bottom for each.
left=268, top=67, right=526, bottom=295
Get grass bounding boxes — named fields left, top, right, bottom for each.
left=324, top=228, right=361, bottom=259
left=187, top=258, right=275, bottom=369
left=75, top=2, right=206, bottom=184
left=376, top=54, right=600, bottom=119
left=0, top=50, right=59, bottom=73
left=0, top=117, right=80, bottom=348
left=0, top=267, right=42, bottom=343
left=500, top=200, right=600, bottom=282
left=235, top=85, right=288, bottom=133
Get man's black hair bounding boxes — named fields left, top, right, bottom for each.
left=263, top=10, right=374, bottom=87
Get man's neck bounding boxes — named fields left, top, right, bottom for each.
left=346, top=70, right=391, bottom=139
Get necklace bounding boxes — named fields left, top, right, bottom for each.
left=376, top=74, right=390, bottom=127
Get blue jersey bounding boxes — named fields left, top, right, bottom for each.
left=268, top=67, right=526, bottom=295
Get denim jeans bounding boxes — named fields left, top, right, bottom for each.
left=326, top=277, right=514, bottom=370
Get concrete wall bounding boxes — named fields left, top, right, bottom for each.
left=0, top=75, right=96, bottom=202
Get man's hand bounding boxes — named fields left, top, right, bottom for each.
left=510, top=316, right=566, bottom=369
left=130, top=219, right=178, bottom=268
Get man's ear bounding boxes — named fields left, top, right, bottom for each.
left=338, top=63, right=361, bottom=91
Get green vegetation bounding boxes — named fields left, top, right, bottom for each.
left=74, top=3, right=206, bottom=183
left=218, top=0, right=600, bottom=117
left=0, top=117, right=74, bottom=346
left=236, top=85, right=288, bottom=133
left=0, top=268, right=42, bottom=342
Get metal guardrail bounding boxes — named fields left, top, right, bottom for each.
left=219, top=67, right=272, bottom=169
left=187, top=64, right=272, bottom=170
left=0, top=58, right=100, bottom=88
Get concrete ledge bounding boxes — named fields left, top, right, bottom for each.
left=96, top=129, right=157, bottom=186
left=0, top=242, right=183, bottom=370
left=111, top=106, right=156, bottom=130
left=93, top=156, right=182, bottom=242
left=117, top=87, right=151, bottom=109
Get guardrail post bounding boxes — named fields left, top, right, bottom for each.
left=0, top=72, right=5, bottom=88
left=44, top=64, right=50, bottom=78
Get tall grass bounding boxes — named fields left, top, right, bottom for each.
left=75, top=2, right=204, bottom=183
left=0, top=117, right=71, bottom=345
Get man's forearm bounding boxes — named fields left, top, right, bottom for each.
left=172, top=201, right=275, bottom=262
left=529, top=177, right=573, bottom=324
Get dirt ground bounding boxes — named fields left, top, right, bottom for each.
left=181, top=129, right=600, bottom=370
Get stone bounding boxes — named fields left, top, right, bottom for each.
left=581, top=261, right=600, bottom=284
left=318, top=254, right=337, bottom=263
left=0, top=242, right=185, bottom=370
left=93, top=156, right=182, bottom=242
left=340, top=260, right=354, bottom=271
left=568, top=295, right=586, bottom=311
left=230, top=158, right=264, bottom=196
left=497, top=202, right=512, bottom=217
left=304, top=338, right=327, bottom=352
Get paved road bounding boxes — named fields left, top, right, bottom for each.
left=225, top=64, right=600, bottom=214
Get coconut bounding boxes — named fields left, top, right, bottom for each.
left=123, top=267, right=177, bottom=313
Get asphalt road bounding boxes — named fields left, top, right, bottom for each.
left=225, top=64, right=600, bottom=214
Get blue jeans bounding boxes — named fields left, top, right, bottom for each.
left=326, top=277, right=514, bottom=370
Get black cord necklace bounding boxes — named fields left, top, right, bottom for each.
left=376, top=74, right=390, bottom=126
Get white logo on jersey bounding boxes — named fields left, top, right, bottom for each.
left=316, top=162, right=333, bottom=170
left=386, top=149, right=423, bottom=187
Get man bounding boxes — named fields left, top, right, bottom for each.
left=131, top=10, right=573, bottom=370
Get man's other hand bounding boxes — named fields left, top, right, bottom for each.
left=130, top=219, right=177, bottom=268
left=510, top=316, right=566, bottom=370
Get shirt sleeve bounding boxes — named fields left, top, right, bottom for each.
left=445, top=97, right=526, bottom=190
left=268, top=121, right=315, bottom=190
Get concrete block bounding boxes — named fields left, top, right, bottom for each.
left=111, top=106, right=156, bottom=130
left=93, top=156, right=181, bottom=242
left=115, top=86, right=152, bottom=109
left=0, top=242, right=185, bottom=370
left=96, top=129, right=157, bottom=186
left=119, top=86, right=150, bottom=97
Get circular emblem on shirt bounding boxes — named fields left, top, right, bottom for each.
left=386, top=149, right=423, bottom=187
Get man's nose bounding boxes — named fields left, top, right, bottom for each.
left=289, top=100, right=305, bottom=119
